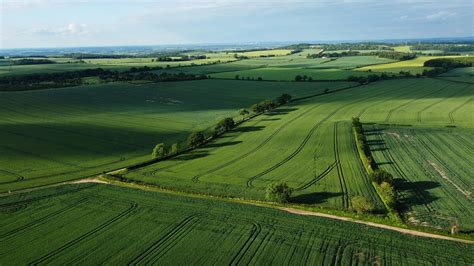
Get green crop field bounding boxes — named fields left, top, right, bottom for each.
left=3, top=4, right=474, bottom=264
left=211, top=67, right=372, bottom=81
left=356, top=56, right=469, bottom=74
left=234, top=49, right=294, bottom=57
left=366, top=126, right=474, bottom=231
left=124, top=78, right=473, bottom=212
left=0, top=80, right=354, bottom=192
left=1, top=183, right=472, bottom=265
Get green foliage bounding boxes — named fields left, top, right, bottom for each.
left=152, top=143, right=166, bottom=159
left=276, top=93, right=292, bottom=105
left=351, top=196, right=376, bottom=214
left=239, top=108, right=249, bottom=118
left=187, top=131, right=205, bottom=147
left=215, top=117, right=235, bottom=134
left=170, top=143, right=178, bottom=155
left=265, top=182, right=292, bottom=203
left=380, top=182, right=397, bottom=208
left=369, top=169, right=394, bottom=184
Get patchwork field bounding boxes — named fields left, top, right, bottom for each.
left=1, top=184, right=472, bottom=265
left=124, top=78, right=473, bottom=211
left=211, top=67, right=372, bottom=81
left=0, top=55, right=237, bottom=77
left=0, top=80, right=354, bottom=192
left=356, top=56, right=468, bottom=74
left=366, top=126, right=474, bottom=231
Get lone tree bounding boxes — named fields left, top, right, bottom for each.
left=152, top=143, right=166, bottom=159
left=215, top=117, right=235, bottom=134
left=187, top=131, right=205, bottom=147
left=170, top=143, right=178, bottom=155
left=239, top=108, right=249, bottom=121
left=276, top=94, right=292, bottom=105
left=351, top=196, right=375, bottom=214
left=369, top=169, right=394, bottom=184
left=266, top=182, right=293, bottom=203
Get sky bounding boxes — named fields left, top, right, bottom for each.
left=1, top=0, right=473, bottom=49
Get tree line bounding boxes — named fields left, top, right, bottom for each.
left=352, top=117, right=398, bottom=213
left=11, top=58, right=56, bottom=65
left=0, top=67, right=207, bottom=91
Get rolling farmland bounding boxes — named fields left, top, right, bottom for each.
left=124, top=78, right=474, bottom=211
left=366, top=126, right=474, bottom=231
left=1, top=43, right=473, bottom=265
left=1, top=184, right=472, bottom=265
left=0, top=80, right=354, bottom=192
left=356, top=56, right=469, bottom=74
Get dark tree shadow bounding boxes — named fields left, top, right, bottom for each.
left=367, top=139, right=385, bottom=145
left=206, top=141, right=242, bottom=148
left=261, top=118, right=281, bottom=121
left=376, top=161, right=393, bottom=166
left=394, top=179, right=441, bottom=211
left=364, top=128, right=383, bottom=136
left=233, top=126, right=265, bottom=133
left=173, top=151, right=210, bottom=161
left=265, top=108, right=298, bottom=116
left=290, top=192, right=343, bottom=204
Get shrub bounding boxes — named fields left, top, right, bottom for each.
left=265, top=182, right=292, bottom=203
left=380, top=182, right=397, bottom=208
left=187, top=131, right=205, bottom=147
left=276, top=93, right=292, bottom=105
left=170, top=143, right=178, bottom=155
left=215, top=117, right=235, bottom=133
left=369, top=169, right=394, bottom=184
left=152, top=143, right=166, bottom=159
left=351, top=196, right=375, bottom=214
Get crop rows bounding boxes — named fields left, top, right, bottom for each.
left=0, top=184, right=471, bottom=264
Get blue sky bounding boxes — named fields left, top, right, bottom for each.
left=1, top=0, right=473, bottom=48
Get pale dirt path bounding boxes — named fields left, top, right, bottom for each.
left=280, top=207, right=474, bottom=244
left=70, top=178, right=109, bottom=184
left=2, top=178, right=472, bottom=244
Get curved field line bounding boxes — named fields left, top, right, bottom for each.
left=190, top=103, right=321, bottom=183
left=384, top=85, right=448, bottom=123
left=412, top=130, right=472, bottom=200
left=0, top=198, right=88, bottom=241
left=246, top=229, right=276, bottom=265
left=332, top=241, right=358, bottom=266
left=356, top=79, right=425, bottom=117
left=144, top=116, right=267, bottom=177
left=246, top=107, right=341, bottom=187
left=295, top=161, right=338, bottom=191
left=29, top=202, right=138, bottom=265
left=0, top=169, right=24, bottom=183
left=333, top=122, right=349, bottom=209
left=448, top=97, right=472, bottom=124
left=128, top=214, right=201, bottom=265
left=375, top=129, right=435, bottom=212
left=229, top=222, right=262, bottom=266
left=245, top=81, right=420, bottom=188
left=417, top=84, right=470, bottom=123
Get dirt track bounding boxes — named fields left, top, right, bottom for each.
left=281, top=207, right=473, bottom=244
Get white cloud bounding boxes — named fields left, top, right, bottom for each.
left=425, top=11, right=458, bottom=20
left=26, top=23, right=92, bottom=36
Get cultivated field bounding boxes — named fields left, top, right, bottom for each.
left=124, top=78, right=473, bottom=211
left=367, top=126, right=474, bottom=231
left=1, top=184, right=472, bottom=265
left=356, top=56, right=467, bottom=74
left=211, top=67, right=372, bottom=81
left=0, top=80, right=354, bottom=192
